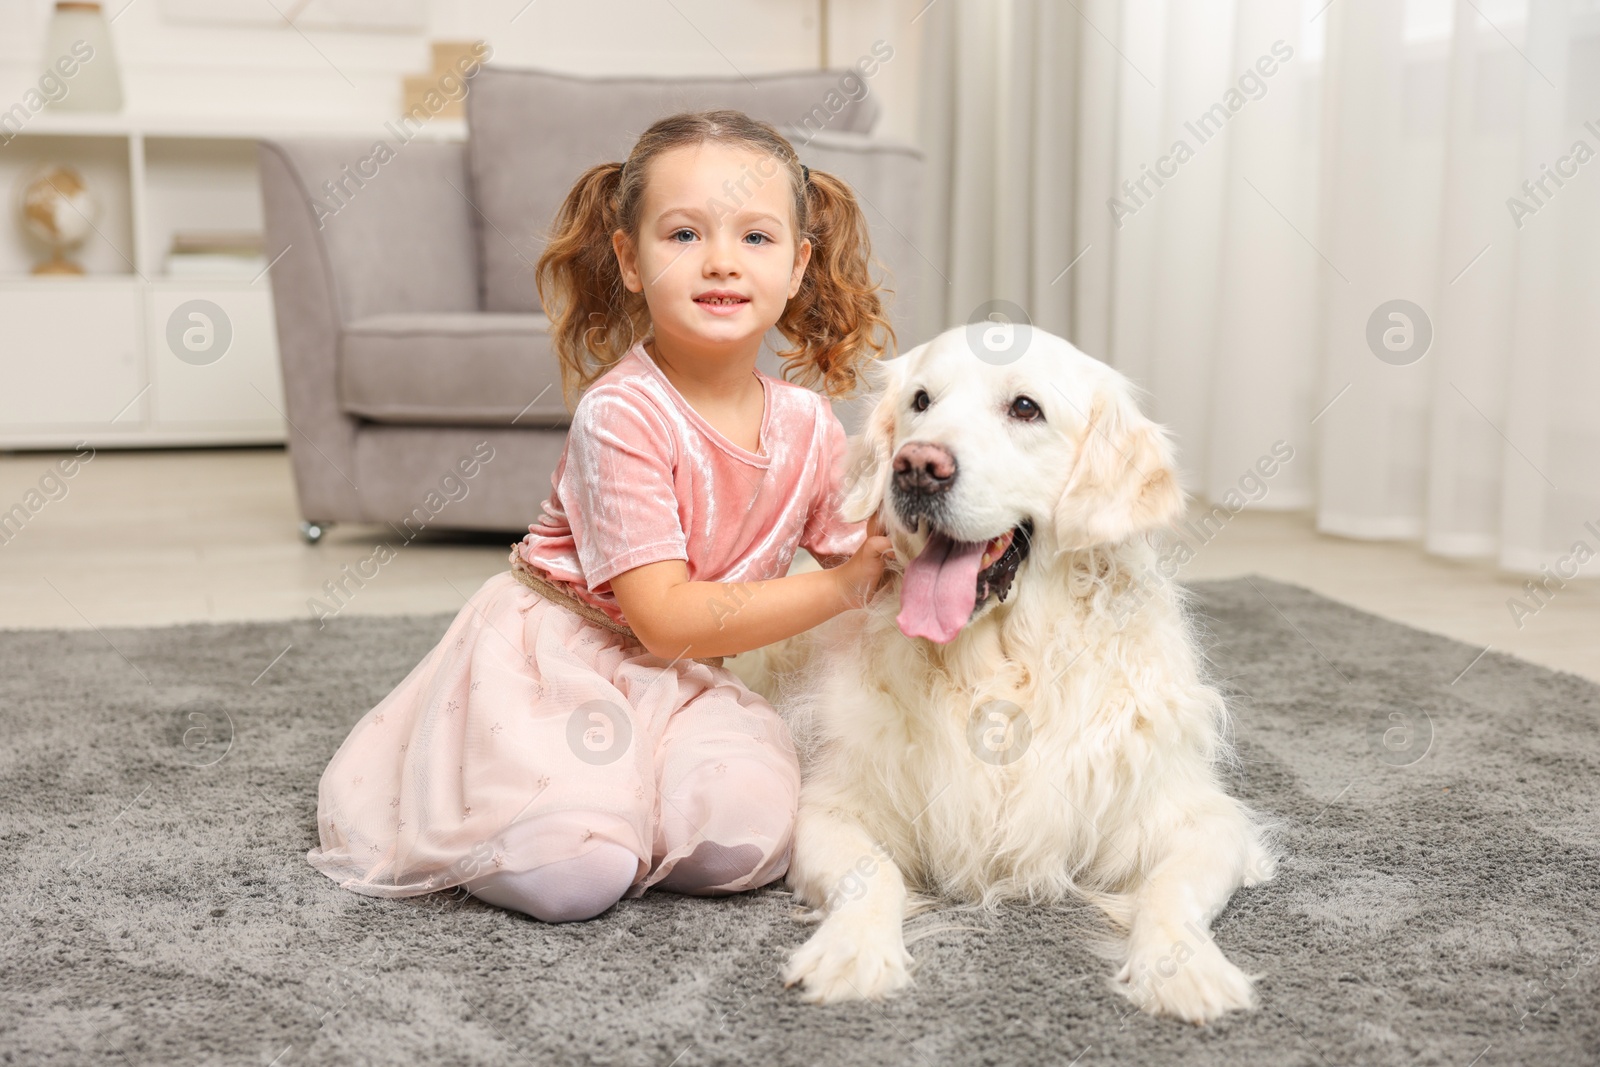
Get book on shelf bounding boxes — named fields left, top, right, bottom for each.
left=163, top=230, right=267, bottom=279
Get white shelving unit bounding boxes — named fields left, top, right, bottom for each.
left=0, top=111, right=465, bottom=450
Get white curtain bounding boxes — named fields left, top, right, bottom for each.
left=916, top=0, right=1600, bottom=576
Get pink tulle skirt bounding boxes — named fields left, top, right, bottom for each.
left=306, top=569, right=801, bottom=900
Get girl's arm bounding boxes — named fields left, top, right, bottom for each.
left=608, top=516, right=893, bottom=662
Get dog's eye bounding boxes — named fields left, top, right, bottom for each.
left=911, top=389, right=931, bottom=413
left=1009, top=395, right=1043, bottom=421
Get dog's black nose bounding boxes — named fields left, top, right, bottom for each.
left=893, top=442, right=957, bottom=495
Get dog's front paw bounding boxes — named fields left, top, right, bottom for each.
left=1241, top=838, right=1278, bottom=888
left=1115, top=931, right=1257, bottom=1024
left=782, top=914, right=914, bottom=1004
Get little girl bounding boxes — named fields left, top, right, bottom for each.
left=305, top=109, right=897, bottom=923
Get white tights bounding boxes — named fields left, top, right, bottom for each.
left=464, top=837, right=772, bottom=923
left=465, top=842, right=640, bottom=923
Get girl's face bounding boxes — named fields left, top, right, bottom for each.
left=613, top=141, right=812, bottom=358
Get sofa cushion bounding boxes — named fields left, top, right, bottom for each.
left=465, top=65, right=881, bottom=314
left=338, top=312, right=570, bottom=427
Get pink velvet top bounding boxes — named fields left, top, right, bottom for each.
left=514, top=342, right=868, bottom=630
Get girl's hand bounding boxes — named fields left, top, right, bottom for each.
left=835, top=513, right=896, bottom=610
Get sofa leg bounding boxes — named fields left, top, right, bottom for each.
left=299, top=520, right=333, bottom=544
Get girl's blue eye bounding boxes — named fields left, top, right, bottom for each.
left=744, top=232, right=772, bottom=245
left=670, top=229, right=696, bottom=242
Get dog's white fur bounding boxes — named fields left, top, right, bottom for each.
left=729, top=326, right=1277, bottom=1024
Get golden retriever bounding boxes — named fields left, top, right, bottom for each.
left=729, top=325, right=1277, bottom=1024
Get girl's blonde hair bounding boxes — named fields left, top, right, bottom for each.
left=535, top=109, right=895, bottom=413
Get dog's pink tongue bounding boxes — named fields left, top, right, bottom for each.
left=897, top=532, right=986, bottom=644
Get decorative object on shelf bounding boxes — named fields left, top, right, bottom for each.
left=164, top=230, right=267, bottom=279
left=42, top=2, right=124, bottom=112
left=16, top=163, right=98, bottom=276
left=402, top=40, right=489, bottom=121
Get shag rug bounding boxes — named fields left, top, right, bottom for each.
left=1, top=576, right=1595, bottom=1066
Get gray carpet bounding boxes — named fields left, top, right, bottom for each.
left=2, top=575, right=1596, bottom=1066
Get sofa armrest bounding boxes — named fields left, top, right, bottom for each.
left=778, top=130, right=926, bottom=346
left=257, top=137, right=482, bottom=524
left=257, top=138, right=480, bottom=321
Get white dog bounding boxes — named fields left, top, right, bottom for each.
left=730, top=325, right=1277, bottom=1024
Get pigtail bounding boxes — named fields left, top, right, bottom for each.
left=774, top=168, right=896, bottom=401
left=535, top=162, right=650, bottom=415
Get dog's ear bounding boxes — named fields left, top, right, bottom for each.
left=839, top=355, right=908, bottom=524
left=1052, top=374, right=1184, bottom=549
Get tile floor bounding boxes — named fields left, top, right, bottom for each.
left=2, top=445, right=1595, bottom=683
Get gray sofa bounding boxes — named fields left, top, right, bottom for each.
left=257, top=66, right=926, bottom=541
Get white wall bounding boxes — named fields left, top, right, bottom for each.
left=0, top=0, right=926, bottom=142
